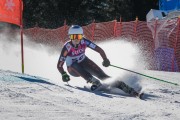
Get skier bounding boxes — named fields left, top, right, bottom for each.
left=57, top=25, right=143, bottom=99
left=57, top=25, right=110, bottom=87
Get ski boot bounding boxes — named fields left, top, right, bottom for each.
left=114, top=81, right=144, bottom=99
left=88, top=77, right=102, bottom=91
left=131, top=91, right=144, bottom=99
left=91, top=85, right=99, bottom=91
left=138, top=93, right=144, bottom=100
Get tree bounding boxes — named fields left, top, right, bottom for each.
left=22, top=0, right=158, bottom=28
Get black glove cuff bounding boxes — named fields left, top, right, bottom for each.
left=103, top=58, right=108, bottom=61
left=61, top=71, right=67, bottom=76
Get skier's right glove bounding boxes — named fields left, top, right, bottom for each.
left=102, top=58, right=110, bottom=67
left=62, top=72, right=70, bottom=82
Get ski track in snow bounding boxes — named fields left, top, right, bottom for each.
left=0, top=70, right=180, bottom=120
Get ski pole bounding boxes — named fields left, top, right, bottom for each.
left=110, top=64, right=179, bottom=86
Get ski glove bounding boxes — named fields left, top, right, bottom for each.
left=102, top=58, right=110, bottom=67
left=62, top=72, right=70, bottom=82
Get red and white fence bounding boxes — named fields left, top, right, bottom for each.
left=24, top=18, right=180, bottom=72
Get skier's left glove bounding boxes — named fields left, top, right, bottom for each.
left=102, top=58, right=110, bottom=67
left=62, top=72, right=70, bottom=82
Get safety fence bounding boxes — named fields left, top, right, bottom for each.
left=24, top=18, right=180, bottom=72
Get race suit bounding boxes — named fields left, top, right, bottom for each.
left=57, top=38, right=109, bottom=81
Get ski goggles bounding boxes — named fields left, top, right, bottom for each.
left=70, top=34, right=83, bottom=40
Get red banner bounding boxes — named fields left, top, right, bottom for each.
left=0, top=0, right=23, bottom=26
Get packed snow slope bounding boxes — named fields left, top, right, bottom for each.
left=0, top=33, right=180, bottom=120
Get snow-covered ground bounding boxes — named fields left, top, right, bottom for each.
left=0, top=33, right=180, bottom=120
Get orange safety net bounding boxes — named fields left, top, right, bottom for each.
left=23, top=19, right=180, bottom=72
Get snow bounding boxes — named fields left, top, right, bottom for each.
left=0, top=33, right=180, bottom=120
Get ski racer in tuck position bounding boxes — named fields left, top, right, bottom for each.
left=57, top=25, right=142, bottom=98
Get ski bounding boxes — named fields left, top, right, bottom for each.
left=89, top=83, right=145, bottom=100
left=66, top=81, right=145, bottom=100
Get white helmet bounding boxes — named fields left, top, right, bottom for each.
left=68, top=25, right=83, bottom=35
